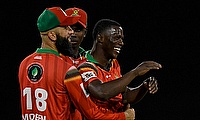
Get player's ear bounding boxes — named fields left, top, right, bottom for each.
left=97, top=34, right=104, bottom=43
left=47, top=31, right=57, bottom=41
left=83, top=29, right=87, bottom=37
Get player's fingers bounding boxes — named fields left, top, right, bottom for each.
left=131, top=108, right=135, bottom=120
left=124, top=108, right=135, bottom=120
left=127, top=103, right=130, bottom=109
left=144, top=61, right=162, bottom=69
left=150, top=86, right=158, bottom=94
left=148, top=77, right=158, bottom=92
left=149, top=77, right=157, bottom=85
left=124, top=103, right=130, bottom=110
left=149, top=83, right=158, bottom=94
left=148, top=64, right=162, bottom=70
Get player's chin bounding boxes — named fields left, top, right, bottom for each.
left=71, top=43, right=78, bottom=48
left=113, top=52, right=119, bottom=59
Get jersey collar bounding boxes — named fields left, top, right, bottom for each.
left=79, top=47, right=85, bottom=55
left=84, top=50, right=98, bottom=64
left=85, top=50, right=114, bottom=71
left=36, top=48, right=60, bottom=56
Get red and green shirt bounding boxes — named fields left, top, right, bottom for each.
left=78, top=50, right=124, bottom=113
left=18, top=48, right=125, bottom=120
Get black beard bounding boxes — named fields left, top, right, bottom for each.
left=55, top=34, right=74, bottom=57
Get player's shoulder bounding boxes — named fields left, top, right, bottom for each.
left=20, top=52, right=36, bottom=64
left=77, top=61, right=98, bottom=73
left=65, top=65, right=80, bottom=79
left=77, top=61, right=95, bottom=69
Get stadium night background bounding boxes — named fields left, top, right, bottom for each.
left=1, top=0, right=199, bottom=119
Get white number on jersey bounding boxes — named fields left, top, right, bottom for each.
left=23, top=87, right=48, bottom=111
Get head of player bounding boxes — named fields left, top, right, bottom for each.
left=91, top=19, right=124, bottom=63
left=37, top=7, right=81, bottom=56
left=75, top=18, right=162, bottom=120
left=19, top=7, right=136, bottom=120
left=65, top=7, right=87, bottom=58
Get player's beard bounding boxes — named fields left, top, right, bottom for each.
left=55, top=34, right=74, bottom=57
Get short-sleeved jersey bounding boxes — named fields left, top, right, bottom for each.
left=78, top=51, right=124, bottom=113
left=18, top=48, right=125, bottom=120
left=61, top=47, right=87, bottom=120
left=62, top=47, right=87, bottom=67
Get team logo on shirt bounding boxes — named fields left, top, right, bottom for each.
left=81, top=71, right=96, bottom=82
left=72, top=9, right=79, bottom=16
left=27, top=64, right=43, bottom=83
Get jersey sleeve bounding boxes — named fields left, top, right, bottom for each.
left=77, top=62, right=99, bottom=88
left=64, top=66, right=126, bottom=120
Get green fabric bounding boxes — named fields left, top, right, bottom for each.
left=37, top=10, right=60, bottom=32
left=84, top=50, right=98, bottom=64
left=79, top=47, right=85, bottom=55
left=36, top=48, right=60, bottom=56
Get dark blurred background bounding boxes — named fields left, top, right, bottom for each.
left=1, top=0, right=199, bottom=119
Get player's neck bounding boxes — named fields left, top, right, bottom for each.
left=41, top=42, right=58, bottom=52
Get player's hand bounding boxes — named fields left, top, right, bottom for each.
left=124, top=108, right=135, bottom=120
left=125, top=103, right=131, bottom=110
left=134, top=61, right=162, bottom=76
left=143, top=76, right=158, bottom=94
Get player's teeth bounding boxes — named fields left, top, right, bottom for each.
left=114, top=47, right=120, bottom=53
left=114, top=47, right=120, bottom=51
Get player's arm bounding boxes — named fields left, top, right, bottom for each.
left=64, top=66, right=134, bottom=120
left=123, top=77, right=158, bottom=104
left=78, top=61, right=161, bottom=101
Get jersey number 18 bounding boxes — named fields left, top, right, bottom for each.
left=23, top=87, right=48, bottom=112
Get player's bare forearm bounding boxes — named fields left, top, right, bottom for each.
left=101, top=61, right=161, bottom=100
left=80, top=61, right=161, bottom=101
left=123, top=84, right=148, bottom=104
left=65, top=78, right=127, bottom=119
left=123, top=77, right=158, bottom=104
left=88, top=67, right=146, bottom=101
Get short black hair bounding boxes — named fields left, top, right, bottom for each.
left=92, top=19, right=121, bottom=41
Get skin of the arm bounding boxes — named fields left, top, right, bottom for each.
left=81, top=61, right=161, bottom=101
left=64, top=67, right=128, bottom=120
left=123, top=77, right=158, bottom=104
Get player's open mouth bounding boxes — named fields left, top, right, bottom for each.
left=71, top=41, right=78, bottom=44
left=70, top=38, right=78, bottom=44
left=114, top=47, right=121, bottom=53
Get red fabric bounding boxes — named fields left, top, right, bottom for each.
left=79, top=59, right=125, bottom=113
left=19, top=52, right=125, bottom=120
